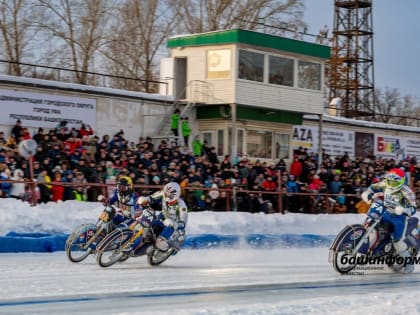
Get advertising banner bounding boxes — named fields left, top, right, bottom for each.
left=0, top=89, right=96, bottom=129
left=292, top=125, right=354, bottom=157
left=355, top=132, right=374, bottom=158
left=374, top=135, right=405, bottom=160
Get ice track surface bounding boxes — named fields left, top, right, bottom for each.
left=0, top=248, right=420, bottom=315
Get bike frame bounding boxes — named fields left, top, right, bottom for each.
left=349, top=217, right=382, bottom=256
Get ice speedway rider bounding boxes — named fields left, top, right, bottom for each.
left=361, top=168, right=417, bottom=273
left=138, top=181, right=188, bottom=252
left=101, top=176, right=140, bottom=225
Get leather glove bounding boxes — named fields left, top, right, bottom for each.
left=394, top=206, right=410, bottom=216
left=361, top=191, right=384, bottom=203
left=163, top=218, right=175, bottom=227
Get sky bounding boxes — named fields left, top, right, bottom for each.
left=0, top=199, right=420, bottom=314
left=304, top=0, right=420, bottom=100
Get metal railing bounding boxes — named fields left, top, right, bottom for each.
left=3, top=177, right=412, bottom=214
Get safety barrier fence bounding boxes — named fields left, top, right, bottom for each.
left=3, top=178, right=418, bottom=213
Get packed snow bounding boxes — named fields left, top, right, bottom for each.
left=0, top=199, right=419, bottom=315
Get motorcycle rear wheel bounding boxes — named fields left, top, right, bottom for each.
left=96, top=229, right=134, bottom=268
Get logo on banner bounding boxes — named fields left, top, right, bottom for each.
left=377, top=137, right=405, bottom=157
left=292, top=127, right=314, bottom=148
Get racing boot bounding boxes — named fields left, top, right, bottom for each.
left=391, top=240, right=414, bottom=273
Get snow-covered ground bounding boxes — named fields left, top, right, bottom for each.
left=0, top=199, right=419, bottom=315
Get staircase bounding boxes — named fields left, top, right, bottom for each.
left=156, top=80, right=212, bottom=141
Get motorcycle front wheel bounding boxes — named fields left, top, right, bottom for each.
left=66, top=223, right=99, bottom=263
left=330, top=224, right=366, bottom=274
left=147, top=247, right=176, bottom=266
left=96, top=228, right=134, bottom=268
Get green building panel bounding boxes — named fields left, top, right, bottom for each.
left=168, top=29, right=330, bottom=59
left=196, top=105, right=303, bottom=124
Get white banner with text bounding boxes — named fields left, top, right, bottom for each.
left=0, top=89, right=96, bottom=129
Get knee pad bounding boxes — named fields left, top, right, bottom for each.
left=155, top=226, right=175, bottom=251
left=393, top=240, right=408, bottom=254
left=155, top=236, right=169, bottom=251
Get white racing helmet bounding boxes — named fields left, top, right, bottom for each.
left=137, top=196, right=149, bottom=207
left=163, top=182, right=181, bottom=204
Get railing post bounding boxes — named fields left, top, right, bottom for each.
left=277, top=170, right=283, bottom=214
left=28, top=154, right=37, bottom=206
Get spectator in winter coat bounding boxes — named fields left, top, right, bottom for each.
left=79, top=123, right=94, bottom=138
left=289, top=156, right=303, bottom=179
left=261, top=175, right=277, bottom=206
left=36, top=169, right=51, bottom=203
left=9, top=169, right=25, bottom=199
left=329, top=174, right=343, bottom=195
left=51, top=171, right=65, bottom=202
left=171, top=109, right=180, bottom=137
left=207, top=147, right=219, bottom=164
left=73, top=186, right=87, bottom=201
left=11, top=119, right=23, bottom=141
left=0, top=168, right=12, bottom=197
left=181, top=117, right=191, bottom=147
left=308, top=175, right=324, bottom=193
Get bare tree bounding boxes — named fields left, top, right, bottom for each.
left=170, top=0, right=304, bottom=35
left=373, top=87, right=420, bottom=126
left=101, top=0, right=180, bottom=93
left=0, top=0, right=37, bottom=75
left=33, top=0, right=111, bottom=84
left=374, top=88, right=401, bottom=123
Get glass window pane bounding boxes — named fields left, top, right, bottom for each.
left=246, top=130, right=272, bottom=159
left=269, top=56, right=294, bottom=87
left=202, top=132, right=212, bottom=146
left=238, top=50, right=264, bottom=82
left=274, top=133, right=289, bottom=159
left=228, top=128, right=244, bottom=157
left=298, top=61, right=321, bottom=90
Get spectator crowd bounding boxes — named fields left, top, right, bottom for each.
left=1, top=119, right=419, bottom=214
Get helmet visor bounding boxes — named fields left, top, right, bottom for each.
left=117, top=183, right=129, bottom=192
left=385, top=173, right=403, bottom=188
left=164, top=191, right=175, bottom=202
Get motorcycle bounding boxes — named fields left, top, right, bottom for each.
left=96, top=207, right=182, bottom=267
left=65, top=205, right=116, bottom=263
left=329, top=213, right=420, bottom=274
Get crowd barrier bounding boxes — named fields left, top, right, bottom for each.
left=3, top=178, right=418, bottom=213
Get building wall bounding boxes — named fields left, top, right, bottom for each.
left=0, top=78, right=174, bottom=143
left=235, top=80, right=322, bottom=113
left=171, top=45, right=236, bottom=104
left=170, top=41, right=324, bottom=114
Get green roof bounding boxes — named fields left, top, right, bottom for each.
left=168, top=29, right=330, bottom=59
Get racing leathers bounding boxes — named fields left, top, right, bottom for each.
left=362, top=177, right=417, bottom=273
left=147, top=190, right=188, bottom=251
left=107, top=189, right=139, bottom=224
